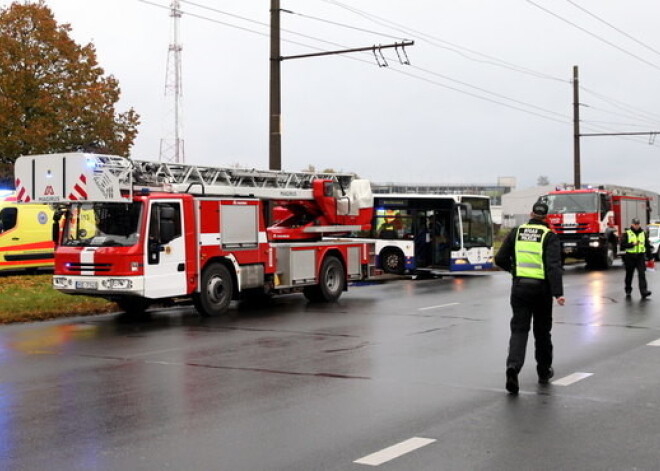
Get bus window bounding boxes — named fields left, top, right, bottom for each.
left=375, top=209, right=413, bottom=239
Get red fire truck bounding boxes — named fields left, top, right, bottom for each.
left=539, top=185, right=651, bottom=269
left=14, top=153, right=377, bottom=316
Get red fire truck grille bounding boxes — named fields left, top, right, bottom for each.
left=65, top=263, right=112, bottom=273
left=550, top=223, right=590, bottom=233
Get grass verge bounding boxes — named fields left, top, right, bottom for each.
left=0, top=274, right=117, bottom=324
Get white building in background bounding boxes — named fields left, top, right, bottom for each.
left=501, top=185, right=555, bottom=228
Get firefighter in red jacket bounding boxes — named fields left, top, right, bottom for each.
left=620, top=218, right=652, bottom=299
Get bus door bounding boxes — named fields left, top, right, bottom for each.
left=430, top=209, right=451, bottom=268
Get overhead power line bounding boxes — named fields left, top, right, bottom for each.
left=320, top=0, right=569, bottom=84
left=526, top=0, right=660, bottom=72
left=139, top=0, right=660, bottom=143
left=563, top=0, right=660, bottom=58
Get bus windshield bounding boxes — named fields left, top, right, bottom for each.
left=461, top=197, right=493, bottom=248
left=545, top=193, right=598, bottom=214
left=62, top=202, right=143, bottom=247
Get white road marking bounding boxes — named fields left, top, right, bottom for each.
left=354, top=437, right=436, bottom=466
left=418, top=302, right=459, bottom=311
left=552, top=372, right=593, bottom=386
left=647, top=338, right=660, bottom=346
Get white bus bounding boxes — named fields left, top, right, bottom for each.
left=370, top=194, right=494, bottom=275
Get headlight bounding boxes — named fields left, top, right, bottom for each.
left=589, top=241, right=600, bottom=247
left=454, top=258, right=469, bottom=265
left=101, top=279, right=133, bottom=290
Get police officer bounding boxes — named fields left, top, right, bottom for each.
left=621, top=218, right=652, bottom=299
left=495, top=202, right=565, bottom=395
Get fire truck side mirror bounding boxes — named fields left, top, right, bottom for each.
left=52, top=208, right=64, bottom=245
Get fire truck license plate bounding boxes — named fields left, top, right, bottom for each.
left=76, top=281, right=98, bottom=290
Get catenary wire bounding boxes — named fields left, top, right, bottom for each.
left=563, top=0, right=660, bottom=58
left=526, top=0, right=660, bottom=72
left=141, top=0, right=660, bottom=145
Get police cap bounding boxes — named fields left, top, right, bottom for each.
left=532, top=202, right=549, bottom=217
left=632, top=218, right=641, bottom=225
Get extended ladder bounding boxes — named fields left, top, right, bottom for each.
left=15, top=153, right=360, bottom=203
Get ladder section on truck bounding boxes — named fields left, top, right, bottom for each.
left=15, top=153, right=361, bottom=203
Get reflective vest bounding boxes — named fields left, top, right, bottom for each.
left=625, top=229, right=646, bottom=254
left=515, top=223, right=550, bottom=279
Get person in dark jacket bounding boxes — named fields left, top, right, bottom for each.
left=495, top=202, right=565, bottom=395
left=620, top=218, right=652, bottom=299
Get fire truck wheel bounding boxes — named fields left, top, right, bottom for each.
left=304, top=255, right=344, bottom=303
left=195, top=263, right=234, bottom=317
left=380, top=248, right=405, bottom=275
left=116, top=297, right=151, bottom=317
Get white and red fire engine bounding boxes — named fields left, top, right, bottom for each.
left=15, top=153, right=376, bottom=316
left=539, top=185, right=651, bottom=269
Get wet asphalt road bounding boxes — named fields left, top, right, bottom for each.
left=2, top=262, right=660, bottom=470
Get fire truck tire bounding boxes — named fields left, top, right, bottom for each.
left=380, top=248, right=405, bottom=275
left=195, top=263, right=234, bottom=316
left=304, top=255, right=344, bottom=303
left=116, top=297, right=151, bottom=316
left=603, top=243, right=615, bottom=268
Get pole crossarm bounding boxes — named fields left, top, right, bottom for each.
left=580, top=132, right=660, bottom=136
left=280, top=41, right=415, bottom=61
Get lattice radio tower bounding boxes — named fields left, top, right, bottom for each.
left=159, top=0, right=185, bottom=163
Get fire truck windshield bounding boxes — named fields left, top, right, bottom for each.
left=545, top=193, right=597, bottom=214
left=62, top=202, right=143, bottom=247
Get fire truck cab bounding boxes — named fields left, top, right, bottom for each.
left=540, top=186, right=650, bottom=269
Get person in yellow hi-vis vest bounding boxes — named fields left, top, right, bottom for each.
left=620, top=218, right=652, bottom=299
left=495, top=202, right=565, bottom=395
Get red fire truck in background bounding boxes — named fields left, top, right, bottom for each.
left=15, top=153, right=377, bottom=316
left=539, top=185, right=652, bottom=269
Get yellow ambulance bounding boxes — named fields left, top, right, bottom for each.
left=0, top=190, right=55, bottom=272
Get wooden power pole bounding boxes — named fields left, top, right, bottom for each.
left=269, top=1, right=413, bottom=170
left=573, top=65, right=581, bottom=189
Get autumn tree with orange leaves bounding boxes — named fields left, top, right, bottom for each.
left=0, top=1, right=140, bottom=178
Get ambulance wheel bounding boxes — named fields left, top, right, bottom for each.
left=304, top=255, right=344, bottom=303
left=116, top=297, right=151, bottom=317
left=195, top=263, right=234, bottom=317
left=380, top=248, right=405, bottom=275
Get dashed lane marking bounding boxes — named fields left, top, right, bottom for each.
left=647, top=338, right=660, bottom=346
left=552, top=372, right=593, bottom=386
left=354, top=437, right=436, bottom=467
left=418, top=302, right=459, bottom=311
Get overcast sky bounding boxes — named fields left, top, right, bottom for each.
left=7, top=0, right=660, bottom=190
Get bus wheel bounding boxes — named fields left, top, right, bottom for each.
left=194, top=263, right=234, bottom=316
left=304, top=255, right=344, bottom=303
left=381, top=248, right=405, bottom=275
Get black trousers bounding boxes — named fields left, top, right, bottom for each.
left=623, top=253, right=648, bottom=294
left=506, top=279, right=553, bottom=373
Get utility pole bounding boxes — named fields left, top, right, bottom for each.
left=574, top=65, right=660, bottom=187
left=160, top=0, right=185, bottom=164
left=270, top=0, right=281, bottom=170
left=573, top=65, right=581, bottom=188
left=269, top=1, right=414, bottom=170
